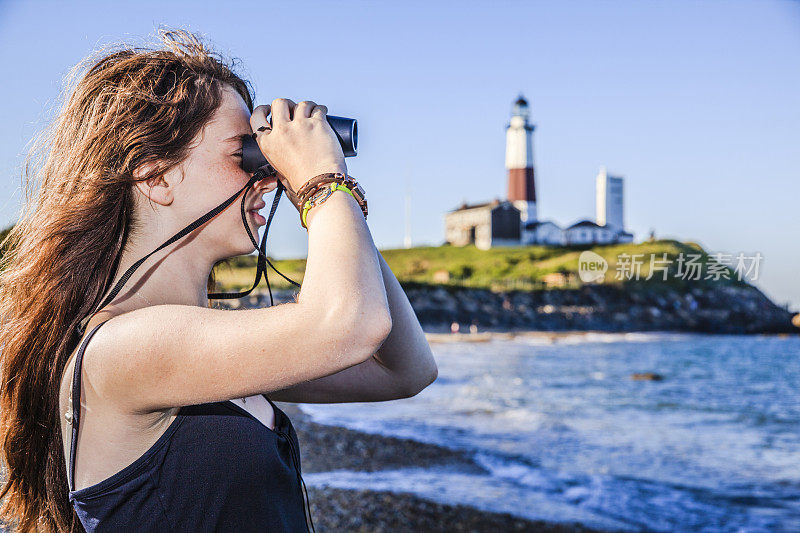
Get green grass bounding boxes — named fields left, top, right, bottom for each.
left=213, top=255, right=308, bottom=291
left=213, top=239, right=746, bottom=293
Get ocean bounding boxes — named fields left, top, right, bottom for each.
left=300, top=333, right=800, bottom=532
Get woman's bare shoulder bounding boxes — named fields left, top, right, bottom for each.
left=58, top=311, right=180, bottom=489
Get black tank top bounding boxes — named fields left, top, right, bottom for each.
left=67, top=320, right=314, bottom=532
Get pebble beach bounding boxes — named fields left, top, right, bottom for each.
left=279, top=401, right=613, bottom=532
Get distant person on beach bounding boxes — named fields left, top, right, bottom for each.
left=0, top=29, right=437, bottom=532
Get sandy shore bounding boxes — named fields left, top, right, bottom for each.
left=278, top=402, right=617, bottom=532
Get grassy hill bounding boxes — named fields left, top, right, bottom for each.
left=0, top=219, right=739, bottom=295
left=213, top=239, right=748, bottom=293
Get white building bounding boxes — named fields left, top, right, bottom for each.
left=564, top=220, right=620, bottom=246
left=524, top=220, right=565, bottom=245
left=596, top=167, right=624, bottom=231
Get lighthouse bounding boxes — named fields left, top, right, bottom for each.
left=444, top=94, right=635, bottom=249
left=505, top=94, right=537, bottom=241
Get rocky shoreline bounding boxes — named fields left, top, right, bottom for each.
left=278, top=402, right=616, bottom=532
left=403, top=282, right=796, bottom=334
left=216, top=282, right=797, bottom=335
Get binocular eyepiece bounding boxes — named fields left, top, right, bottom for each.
left=240, top=115, right=358, bottom=175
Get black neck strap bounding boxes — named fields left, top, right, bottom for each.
left=77, top=174, right=299, bottom=337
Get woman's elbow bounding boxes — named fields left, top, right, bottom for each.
left=422, top=365, right=439, bottom=391
left=346, top=304, right=393, bottom=355
left=369, top=306, right=393, bottom=347
left=404, top=362, right=438, bottom=398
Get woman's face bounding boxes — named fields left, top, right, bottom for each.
left=166, top=84, right=275, bottom=261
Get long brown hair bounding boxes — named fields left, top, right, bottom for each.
left=0, top=29, right=253, bottom=532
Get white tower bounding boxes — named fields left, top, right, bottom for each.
left=505, top=94, right=537, bottom=236
left=596, top=166, right=624, bottom=231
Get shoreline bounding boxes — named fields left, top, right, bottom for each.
left=214, top=285, right=799, bottom=336
left=279, top=402, right=620, bottom=532
left=422, top=328, right=800, bottom=344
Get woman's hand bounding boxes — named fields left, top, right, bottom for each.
left=250, top=98, right=347, bottom=204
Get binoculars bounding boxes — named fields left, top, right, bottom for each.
left=240, top=115, right=358, bottom=175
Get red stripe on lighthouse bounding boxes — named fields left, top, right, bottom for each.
left=507, top=167, right=536, bottom=202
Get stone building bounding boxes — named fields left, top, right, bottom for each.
left=443, top=199, right=520, bottom=250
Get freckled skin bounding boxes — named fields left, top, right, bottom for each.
left=166, top=85, right=274, bottom=261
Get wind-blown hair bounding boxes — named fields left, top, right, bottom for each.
left=0, top=29, right=253, bottom=532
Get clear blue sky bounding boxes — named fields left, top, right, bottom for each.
left=1, top=0, right=798, bottom=311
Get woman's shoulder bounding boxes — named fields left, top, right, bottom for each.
left=59, top=310, right=181, bottom=492
left=58, top=307, right=173, bottom=432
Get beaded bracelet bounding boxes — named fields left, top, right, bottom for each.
left=301, top=183, right=359, bottom=229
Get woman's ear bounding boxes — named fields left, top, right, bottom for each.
left=132, top=162, right=175, bottom=207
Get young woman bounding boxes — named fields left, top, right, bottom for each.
left=0, top=29, right=437, bottom=532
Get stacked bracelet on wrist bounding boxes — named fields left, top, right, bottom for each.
left=296, top=172, right=368, bottom=230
